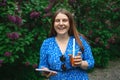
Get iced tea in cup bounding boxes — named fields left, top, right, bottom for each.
left=70, top=51, right=82, bottom=67
left=70, top=56, right=75, bottom=66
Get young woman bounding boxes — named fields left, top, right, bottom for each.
left=38, top=9, right=94, bottom=80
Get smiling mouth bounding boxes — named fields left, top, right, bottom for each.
left=58, top=27, right=65, bottom=30
left=58, top=26, right=66, bottom=30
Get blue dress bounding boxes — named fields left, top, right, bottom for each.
left=39, top=36, right=94, bottom=80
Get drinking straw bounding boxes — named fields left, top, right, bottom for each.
left=73, top=38, right=75, bottom=57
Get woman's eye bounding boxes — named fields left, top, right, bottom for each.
left=55, top=19, right=60, bottom=22
left=55, top=19, right=68, bottom=22
left=62, top=19, right=68, bottom=22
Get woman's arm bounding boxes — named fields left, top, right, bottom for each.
left=38, top=40, right=49, bottom=68
left=80, top=36, right=95, bottom=70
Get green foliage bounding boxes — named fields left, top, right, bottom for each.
left=0, top=0, right=120, bottom=79
left=0, top=0, right=71, bottom=79
left=70, top=0, right=120, bottom=67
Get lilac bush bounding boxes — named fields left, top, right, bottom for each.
left=69, top=0, right=120, bottom=67
left=0, top=0, right=69, bottom=79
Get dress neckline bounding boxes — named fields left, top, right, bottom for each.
left=54, top=37, right=71, bottom=55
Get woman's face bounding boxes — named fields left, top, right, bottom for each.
left=54, top=13, right=70, bottom=36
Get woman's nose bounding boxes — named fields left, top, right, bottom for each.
left=60, top=20, right=63, bottom=25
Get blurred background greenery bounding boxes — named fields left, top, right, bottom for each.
left=0, top=0, right=120, bottom=80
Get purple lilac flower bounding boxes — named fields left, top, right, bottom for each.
left=11, top=32, right=19, bottom=39
left=0, top=2, right=6, bottom=6
left=7, top=33, right=11, bottom=39
left=8, top=15, right=22, bottom=25
left=7, top=32, right=20, bottom=40
left=44, top=3, right=53, bottom=13
left=8, top=15, right=16, bottom=23
left=0, top=0, right=7, bottom=6
left=30, top=11, right=40, bottom=19
left=15, top=16, right=22, bottom=25
left=108, top=36, right=115, bottom=44
left=4, top=52, right=12, bottom=57
left=43, top=12, right=52, bottom=18
left=112, top=8, right=120, bottom=12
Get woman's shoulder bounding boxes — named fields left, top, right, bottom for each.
left=79, top=34, right=88, bottom=42
left=79, top=34, right=90, bottom=45
left=43, top=37, right=55, bottom=43
left=79, top=34, right=85, bottom=40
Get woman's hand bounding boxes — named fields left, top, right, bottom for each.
left=41, top=67, right=57, bottom=78
left=69, top=52, right=88, bottom=69
left=73, top=52, right=82, bottom=67
left=69, top=52, right=82, bottom=67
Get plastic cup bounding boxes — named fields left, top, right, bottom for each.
left=70, top=56, right=75, bottom=66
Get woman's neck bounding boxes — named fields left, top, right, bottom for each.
left=56, top=34, right=70, bottom=41
left=55, top=34, right=70, bottom=55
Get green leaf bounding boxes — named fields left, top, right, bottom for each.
left=10, top=57, right=14, bottom=63
left=20, top=48, right=25, bottom=53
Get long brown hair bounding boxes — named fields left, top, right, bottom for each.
left=49, top=9, right=84, bottom=52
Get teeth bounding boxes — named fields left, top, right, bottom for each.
left=58, top=27, right=64, bottom=30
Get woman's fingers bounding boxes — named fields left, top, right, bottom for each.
left=69, top=52, right=82, bottom=67
left=40, top=67, right=57, bottom=78
left=74, top=55, right=82, bottom=66
left=46, top=72, right=57, bottom=78
left=74, top=61, right=82, bottom=65
left=41, top=72, right=49, bottom=76
left=74, top=55, right=81, bottom=59
left=74, top=58, right=82, bottom=62
left=46, top=72, right=52, bottom=78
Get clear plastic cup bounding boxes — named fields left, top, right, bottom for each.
left=70, top=56, right=75, bottom=66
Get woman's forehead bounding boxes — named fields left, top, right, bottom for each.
left=55, top=13, right=68, bottom=19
